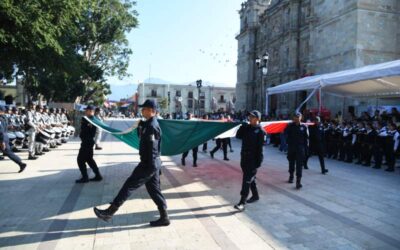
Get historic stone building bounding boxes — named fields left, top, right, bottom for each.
left=137, top=83, right=236, bottom=116
left=236, top=0, right=400, bottom=115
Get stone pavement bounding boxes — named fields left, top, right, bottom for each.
left=0, top=119, right=399, bottom=250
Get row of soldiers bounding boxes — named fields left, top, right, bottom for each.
left=0, top=104, right=75, bottom=171
left=322, top=120, right=399, bottom=172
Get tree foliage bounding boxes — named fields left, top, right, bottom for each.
left=0, top=0, right=138, bottom=105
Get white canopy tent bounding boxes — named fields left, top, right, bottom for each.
left=266, top=60, right=400, bottom=113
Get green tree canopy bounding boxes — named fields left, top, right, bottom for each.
left=0, top=0, right=138, bottom=105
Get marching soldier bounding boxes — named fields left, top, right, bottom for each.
left=75, top=105, right=103, bottom=183
left=0, top=106, right=27, bottom=172
left=181, top=112, right=199, bottom=167
left=94, top=99, right=170, bottom=227
left=234, top=110, right=265, bottom=211
left=305, top=117, right=328, bottom=174
left=285, top=112, right=308, bottom=189
left=202, top=114, right=209, bottom=152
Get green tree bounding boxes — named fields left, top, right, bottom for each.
left=0, top=0, right=138, bottom=104
left=77, top=0, right=138, bottom=103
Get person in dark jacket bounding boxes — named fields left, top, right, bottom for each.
left=362, top=122, right=377, bottom=167
left=75, top=105, right=102, bottom=183
left=94, top=99, right=169, bottom=227
left=0, top=106, right=27, bottom=173
left=305, top=116, right=328, bottom=174
left=234, top=110, right=265, bottom=211
left=284, top=112, right=308, bottom=189
left=181, top=112, right=199, bottom=167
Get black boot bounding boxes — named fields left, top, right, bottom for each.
left=247, top=195, right=259, bottom=203
left=296, top=178, right=302, bottom=189
left=288, top=175, right=294, bottom=183
left=322, top=169, right=329, bottom=175
left=28, top=154, right=38, bottom=160
left=75, top=177, right=89, bottom=183
left=90, top=169, right=103, bottom=182
left=247, top=185, right=259, bottom=203
left=234, top=197, right=246, bottom=211
left=18, top=163, right=27, bottom=173
left=150, top=208, right=170, bottom=227
left=94, top=204, right=119, bottom=222
left=181, top=158, right=185, bottom=166
left=90, top=175, right=103, bottom=182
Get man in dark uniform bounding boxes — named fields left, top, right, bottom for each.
left=285, top=112, right=308, bottom=189
left=202, top=114, right=209, bottom=152
left=305, top=116, right=328, bottom=174
left=75, top=105, right=103, bottom=183
left=94, top=99, right=169, bottom=227
left=234, top=110, right=265, bottom=211
left=181, top=112, right=198, bottom=167
left=0, top=106, right=27, bottom=173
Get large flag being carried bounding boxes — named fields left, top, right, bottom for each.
left=86, top=117, right=241, bottom=156
left=86, top=117, right=297, bottom=156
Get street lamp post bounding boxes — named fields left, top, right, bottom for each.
left=196, top=79, right=202, bottom=117
left=255, top=52, right=269, bottom=116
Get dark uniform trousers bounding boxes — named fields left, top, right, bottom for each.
left=112, top=161, right=166, bottom=210
left=182, top=146, right=198, bottom=164
left=210, top=138, right=228, bottom=158
left=374, top=137, right=385, bottom=168
left=305, top=144, right=326, bottom=172
left=77, top=143, right=100, bottom=179
left=2, top=138, right=23, bottom=165
left=288, top=148, right=305, bottom=178
left=112, top=116, right=166, bottom=210
left=385, top=136, right=395, bottom=169
left=240, top=154, right=258, bottom=198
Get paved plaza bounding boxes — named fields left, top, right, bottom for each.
left=0, top=119, right=399, bottom=250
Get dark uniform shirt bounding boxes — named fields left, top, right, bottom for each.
left=309, top=124, right=324, bottom=145
left=236, top=123, right=265, bottom=168
left=80, top=117, right=97, bottom=146
left=285, top=122, right=308, bottom=151
left=137, top=116, right=162, bottom=168
left=365, top=129, right=377, bottom=146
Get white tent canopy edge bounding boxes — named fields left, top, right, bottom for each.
left=265, top=60, right=400, bottom=113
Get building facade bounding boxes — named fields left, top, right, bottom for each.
left=137, top=83, right=236, bottom=116
left=236, top=0, right=400, bottom=115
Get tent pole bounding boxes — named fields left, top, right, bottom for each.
left=265, top=91, right=269, bottom=117
left=318, top=87, right=322, bottom=115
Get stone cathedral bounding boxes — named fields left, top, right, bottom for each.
left=235, top=0, right=400, bottom=116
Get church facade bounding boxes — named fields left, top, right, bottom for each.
left=236, top=0, right=400, bottom=116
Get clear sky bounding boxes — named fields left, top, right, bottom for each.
left=108, top=0, right=243, bottom=87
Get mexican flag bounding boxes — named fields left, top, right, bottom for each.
left=85, top=117, right=296, bottom=156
